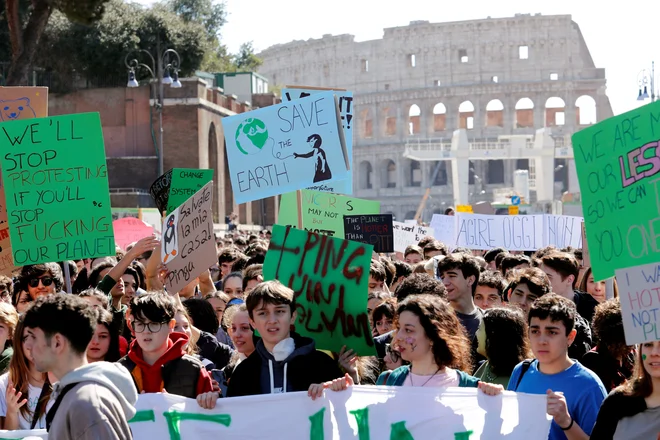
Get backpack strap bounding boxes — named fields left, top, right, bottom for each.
left=46, top=383, right=77, bottom=431
left=514, top=359, right=534, bottom=391
left=30, top=381, right=52, bottom=429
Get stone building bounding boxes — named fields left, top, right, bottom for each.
left=48, top=78, right=280, bottom=227
left=257, top=14, right=613, bottom=221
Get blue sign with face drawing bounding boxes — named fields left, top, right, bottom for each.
left=282, top=88, right=353, bottom=195
left=222, top=91, right=350, bottom=204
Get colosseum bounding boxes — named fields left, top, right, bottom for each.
left=257, top=13, right=612, bottom=221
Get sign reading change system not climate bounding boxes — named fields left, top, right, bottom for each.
left=0, top=112, right=114, bottom=265
left=221, top=91, right=350, bottom=204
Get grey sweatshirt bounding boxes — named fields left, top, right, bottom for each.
left=48, top=361, right=138, bottom=440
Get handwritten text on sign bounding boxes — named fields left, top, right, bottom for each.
left=283, top=88, right=354, bottom=195
left=393, top=221, right=433, bottom=253
left=572, top=101, right=660, bottom=280
left=263, top=225, right=375, bottom=355
left=0, top=387, right=552, bottom=440
left=0, top=113, right=114, bottom=264
left=221, top=91, right=349, bottom=204
left=161, top=182, right=217, bottom=294
left=278, top=190, right=380, bottom=237
left=344, top=214, right=394, bottom=253
left=616, top=262, right=660, bottom=344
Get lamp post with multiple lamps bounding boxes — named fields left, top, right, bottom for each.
left=637, top=62, right=657, bottom=103
left=125, top=48, right=182, bottom=177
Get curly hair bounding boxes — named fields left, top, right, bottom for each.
left=482, top=308, right=531, bottom=376
left=396, top=294, right=473, bottom=374
left=592, top=298, right=629, bottom=357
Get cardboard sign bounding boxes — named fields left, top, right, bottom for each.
left=149, top=169, right=173, bottom=214
left=0, top=113, right=114, bottom=264
left=344, top=214, right=393, bottom=253
left=263, top=225, right=375, bottom=355
left=393, top=221, right=434, bottom=253
left=278, top=190, right=380, bottom=237
left=542, top=215, right=583, bottom=249
left=0, top=87, right=48, bottom=122
left=221, top=91, right=350, bottom=204
left=616, top=262, right=660, bottom=344
left=0, top=87, right=48, bottom=274
left=572, top=100, right=660, bottom=280
left=161, top=182, right=216, bottom=293
left=113, top=217, right=155, bottom=251
left=283, top=87, right=353, bottom=195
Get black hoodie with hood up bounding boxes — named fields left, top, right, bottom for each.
left=226, top=332, right=343, bottom=397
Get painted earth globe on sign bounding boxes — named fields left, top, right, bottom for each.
left=235, top=118, right=269, bottom=155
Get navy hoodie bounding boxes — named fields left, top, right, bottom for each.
left=226, top=332, right=343, bottom=397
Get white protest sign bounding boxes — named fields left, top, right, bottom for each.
left=543, top=215, right=583, bottom=249
left=393, top=221, right=434, bottom=253
left=616, top=262, right=660, bottom=345
left=430, top=214, right=456, bottom=247
left=3, top=387, right=551, bottom=440
left=454, top=213, right=544, bottom=251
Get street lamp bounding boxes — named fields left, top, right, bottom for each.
left=124, top=48, right=182, bottom=177
left=637, top=62, right=656, bottom=102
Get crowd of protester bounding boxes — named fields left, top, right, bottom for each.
left=0, top=226, right=656, bottom=439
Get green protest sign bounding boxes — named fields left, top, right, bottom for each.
left=572, top=100, right=660, bottom=280
left=0, top=112, right=114, bottom=265
left=167, top=168, right=214, bottom=214
left=278, top=190, right=381, bottom=238
left=263, top=224, right=376, bottom=355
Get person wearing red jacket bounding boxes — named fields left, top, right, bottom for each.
left=118, top=293, right=216, bottom=407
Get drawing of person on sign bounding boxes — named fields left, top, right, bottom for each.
left=163, top=214, right=178, bottom=263
left=293, top=134, right=332, bottom=183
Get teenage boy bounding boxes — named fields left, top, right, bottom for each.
left=436, top=252, right=482, bottom=340
left=118, top=293, right=216, bottom=406
left=538, top=251, right=598, bottom=324
left=474, top=270, right=505, bottom=310
left=507, top=267, right=592, bottom=360
left=368, top=260, right=387, bottom=293
left=403, top=245, right=424, bottom=265
left=508, top=294, right=606, bottom=440
left=22, top=294, right=138, bottom=439
left=226, top=280, right=346, bottom=397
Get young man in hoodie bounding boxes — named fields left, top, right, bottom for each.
left=22, top=294, right=138, bottom=440
left=119, top=292, right=216, bottom=405
left=226, top=280, right=347, bottom=397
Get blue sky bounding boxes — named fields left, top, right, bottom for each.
left=136, top=0, right=658, bottom=115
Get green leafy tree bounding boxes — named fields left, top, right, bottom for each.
left=4, top=0, right=111, bottom=85
left=234, top=41, right=262, bottom=72
left=166, top=0, right=225, bottom=41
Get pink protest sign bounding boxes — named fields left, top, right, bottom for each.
left=113, top=217, right=154, bottom=251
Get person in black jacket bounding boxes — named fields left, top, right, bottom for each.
left=226, top=281, right=347, bottom=397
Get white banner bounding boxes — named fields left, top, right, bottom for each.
left=1, top=387, right=551, bottom=439
left=393, top=221, right=433, bottom=253
left=431, top=214, right=584, bottom=251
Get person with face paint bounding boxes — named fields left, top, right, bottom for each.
left=474, top=308, right=531, bottom=387
left=376, top=294, right=503, bottom=396
left=591, top=340, right=660, bottom=439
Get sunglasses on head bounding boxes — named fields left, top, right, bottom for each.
left=28, top=277, right=54, bottom=288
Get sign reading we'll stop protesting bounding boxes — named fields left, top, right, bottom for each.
left=0, top=113, right=114, bottom=265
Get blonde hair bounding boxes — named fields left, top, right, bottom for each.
left=0, top=302, right=18, bottom=342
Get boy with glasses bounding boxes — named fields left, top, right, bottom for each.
left=118, top=292, right=217, bottom=408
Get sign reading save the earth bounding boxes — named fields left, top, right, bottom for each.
left=221, top=91, right=350, bottom=204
